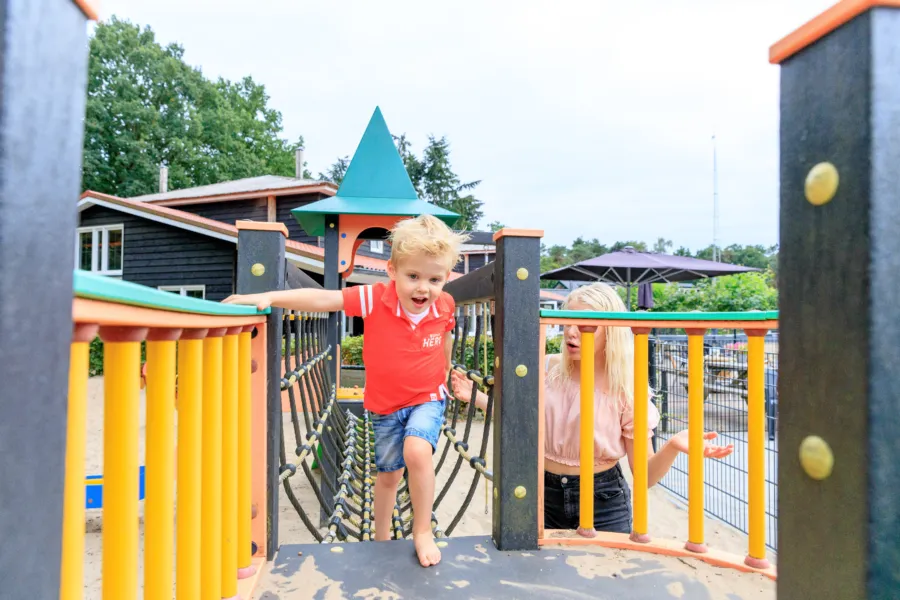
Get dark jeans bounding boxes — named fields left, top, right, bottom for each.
left=543, top=463, right=632, bottom=533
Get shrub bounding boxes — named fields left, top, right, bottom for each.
left=87, top=338, right=147, bottom=377
left=338, top=334, right=562, bottom=373
left=341, top=335, right=364, bottom=366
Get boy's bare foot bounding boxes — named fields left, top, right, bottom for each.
left=413, top=532, right=441, bottom=567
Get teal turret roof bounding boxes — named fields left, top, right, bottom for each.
left=291, top=107, right=459, bottom=237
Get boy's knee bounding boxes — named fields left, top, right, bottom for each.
left=403, top=436, right=434, bottom=470
left=377, top=469, right=404, bottom=486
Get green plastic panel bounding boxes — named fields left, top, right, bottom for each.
left=290, top=107, right=459, bottom=237
left=337, top=107, right=419, bottom=201
left=540, top=309, right=779, bottom=321
left=74, top=271, right=269, bottom=316
left=291, top=196, right=459, bottom=237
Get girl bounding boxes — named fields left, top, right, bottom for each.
left=451, top=282, right=733, bottom=535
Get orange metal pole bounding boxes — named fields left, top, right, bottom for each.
left=237, top=326, right=257, bottom=578
left=631, top=328, right=651, bottom=543
left=249, top=325, right=268, bottom=559
left=685, top=328, right=708, bottom=554
left=537, top=323, right=547, bottom=540
left=60, top=324, right=98, bottom=600
left=744, top=329, right=772, bottom=569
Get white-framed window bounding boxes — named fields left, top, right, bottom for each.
left=158, top=285, right=206, bottom=299
left=370, top=240, right=384, bottom=254
left=75, top=225, right=124, bottom=276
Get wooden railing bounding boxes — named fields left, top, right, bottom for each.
left=537, top=309, right=779, bottom=577
left=63, top=272, right=270, bottom=600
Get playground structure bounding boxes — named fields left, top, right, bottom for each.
left=2, top=1, right=899, bottom=599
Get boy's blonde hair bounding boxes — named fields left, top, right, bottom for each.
left=388, top=214, right=470, bottom=271
left=548, top=282, right=635, bottom=411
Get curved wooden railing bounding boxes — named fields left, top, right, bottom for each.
left=537, top=309, right=779, bottom=578
left=63, top=272, right=270, bottom=600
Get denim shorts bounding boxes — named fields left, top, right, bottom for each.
left=370, top=400, right=445, bottom=473
left=543, top=463, right=632, bottom=534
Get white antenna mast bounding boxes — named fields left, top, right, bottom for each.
left=712, top=132, right=719, bottom=262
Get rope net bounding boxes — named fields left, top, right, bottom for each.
left=277, top=301, right=495, bottom=543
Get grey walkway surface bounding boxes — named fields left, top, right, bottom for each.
left=258, top=535, right=774, bottom=599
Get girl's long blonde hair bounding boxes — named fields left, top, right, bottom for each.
left=547, top=282, right=634, bottom=411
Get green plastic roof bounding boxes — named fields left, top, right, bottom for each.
left=292, top=107, right=459, bottom=237
left=74, top=271, right=269, bottom=316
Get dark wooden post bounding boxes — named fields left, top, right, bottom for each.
left=491, top=229, right=543, bottom=551
left=236, top=221, right=286, bottom=559
left=0, top=0, right=94, bottom=596
left=772, top=3, right=900, bottom=597
left=319, top=215, right=340, bottom=525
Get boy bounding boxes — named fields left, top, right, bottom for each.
left=223, top=214, right=469, bottom=567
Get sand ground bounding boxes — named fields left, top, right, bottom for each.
left=83, top=376, right=776, bottom=599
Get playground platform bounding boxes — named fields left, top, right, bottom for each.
left=256, top=535, right=775, bottom=599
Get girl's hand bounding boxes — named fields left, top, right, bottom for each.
left=222, top=293, right=272, bottom=311
left=667, top=430, right=734, bottom=459
left=450, top=370, right=475, bottom=402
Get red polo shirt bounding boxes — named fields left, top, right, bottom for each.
left=342, top=282, right=456, bottom=415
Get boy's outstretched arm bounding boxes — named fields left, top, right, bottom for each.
left=223, top=288, right=344, bottom=313
left=444, top=331, right=453, bottom=374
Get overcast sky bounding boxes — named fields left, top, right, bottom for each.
left=95, top=0, right=835, bottom=250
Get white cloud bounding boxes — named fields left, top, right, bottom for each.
left=97, top=0, right=836, bottom=250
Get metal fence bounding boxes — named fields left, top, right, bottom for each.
left=650, top=334, right=779, bottom=551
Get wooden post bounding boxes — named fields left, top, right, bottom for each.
left=319, top=215, right=340, bottom=525
left=236, top=221, right=286, bottom=559
left=771, top=3, right=900, bottom=597
left=490, top=228, right=543, bottom=551
left=0, top=0, right=94, bottom=596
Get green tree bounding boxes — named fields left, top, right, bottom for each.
left=487, top=221, right=506, bottom=232
left=318, top=156, right=350, bottom=185
left=653, top=237, right=673, bottom=253
left=405, top=135, right=483, bottom=231
left=609, top=240, right=648, bottom=252
left=82, top=18, right=304, bottom=197
left=650, top=273, right=777, bottom=313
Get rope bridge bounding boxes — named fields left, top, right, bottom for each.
left=276, top=301, right=495, bottom=544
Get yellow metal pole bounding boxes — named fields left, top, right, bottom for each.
left=177, top=331, right=206, bottom=600
left=145, top=330, right=180, bottom=600
left=630, top=328, right=651, bottom=543
left=578, top=329, right=596, bottom=537
left=99, top=326, right=147, bottom=600
left=237, top=327, right=256, bottom=579
left=744, top=330, right=771, bottom=569
left=202, top=330, right=225, bottom=600
left=685, top=329, right=708, bottom=553
left=222, top=329, right=240, bottom=597
left=60, top=325, right=97, bottom=600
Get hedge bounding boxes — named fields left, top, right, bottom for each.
left=341, top=334, right=563, bottom=371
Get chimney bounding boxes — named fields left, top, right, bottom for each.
left=159, top=165, right=168, bottom=193
left=295, top=147, right=305, bottom=179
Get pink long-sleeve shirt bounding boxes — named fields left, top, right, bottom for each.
left=544, top=357, right=660, bottom=470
